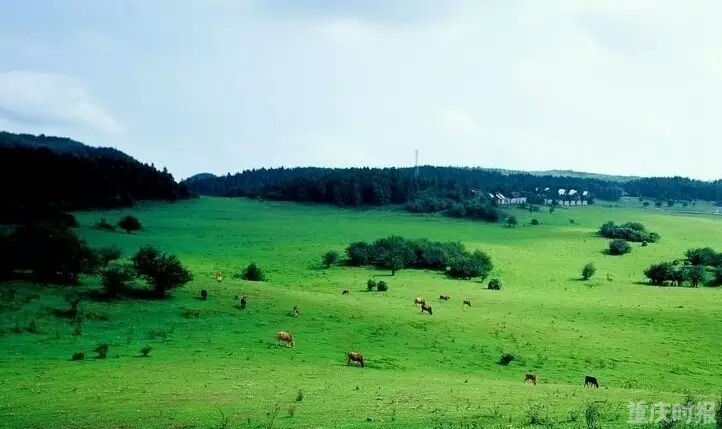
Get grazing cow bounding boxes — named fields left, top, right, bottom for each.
left=524, top=373, right=537, bottom=385
left=463, top=300, right=471, bottom=307
left=342, top=289, right=350, bottom=295
left=239, top=295, right=247, bottom=309
left=215, top=271, right=223, bottom=282
left=276, top=331, right=295, bottom=348
left=346, top=352, right=365, bottom=367
left=200, top=289, right=208, bottom=300
left=414, top=297, right=426, bottom=306
left=439, top=295, right=450, bottom=301
left=420, top=303, right=433, bottom=315
left=584, top=375, right=599, bottom=388
left=292, top=305, right=300, bottom=316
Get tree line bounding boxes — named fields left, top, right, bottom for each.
left=0, top=141, right=193, bottom=224
left=644, top=247, right=722, bottom=287
left=183, top=166, right=722, bottom=215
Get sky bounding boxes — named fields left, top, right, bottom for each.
left=0, top=0, right=721, bottom=181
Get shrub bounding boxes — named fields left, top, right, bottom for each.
left=95, top=217, right=116, bottom=231
left=608, top=239, right=632, bottom=255
left=598, top=221, right=660, bottom=243
left=447, top=250, right=493, bottom=281
left=118, top=215, right=142, bottom=234
left=131, top=245, right=193, bottom=297
left=376, top=280, right=388, bottom=291
left=498, top=353, right=515, bottom=365
left=322, top=250, right=340, bottom=268
left=641, top=241, right=648, bottom=247
left=530, top=218, right=539, bottom=226
left=366, top=279, right=377, bottom=291
left=488, top=278, right=502, bottom=290
left=71, top=352, right=84, bottom=361
left=94, top=343, right=109, bottom=359
left=237, top=263, right=264, bottom=281
left=100, top=266, right=134, bottom=299
left=581, top=262, right=596, bottom=280
left=644, top=261, right=676, bottom=285
left=140, top=346, right=152, bottom=357
left=684, top=247, right=722, bottom=267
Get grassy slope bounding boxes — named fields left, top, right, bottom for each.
left=1, top=197, right=721, bottom=428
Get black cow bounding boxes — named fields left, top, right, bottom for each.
left=584, top=375, right=599, bottom=388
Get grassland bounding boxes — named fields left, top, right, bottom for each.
left=1, top=197, right=721, bottom=428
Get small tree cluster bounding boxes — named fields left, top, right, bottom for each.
left=598, top=221, right=660, bottom=243
left=644, top=246, right=722, bottom=287
left=345, top=236, right=493, bottom=281
left=581, top=262, right=596, bottom=280
left=406, top=193, right=506, bottom=223
left=607, top=239, right=632, bottom=255
left=131, top=245, right=193, bottom=297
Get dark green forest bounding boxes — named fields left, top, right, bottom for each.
left=0, top=132, right=192, bottom=224
left=182, top=166, right=722, bottom=222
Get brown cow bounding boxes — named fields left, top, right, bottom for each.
left=276, top=331, right=295, bottom=348
left=463, top=300, right=471, bottom=307
left=215, top=271, right=223, bottom=282
left=421, top=303, right=433, bottom=315
left=342, top=289, right=350, bottom=295
left=439, top=295, right=450, bottom=301
left=346, top=352, right=365, bottom=367
left=525, top=373, right=537, bottom=385
left=414, top=297, right=426, bottom=306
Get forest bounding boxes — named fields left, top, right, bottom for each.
left=0, top=135, right=193, bottom=224
left=183, top=166, right=722, bottom=219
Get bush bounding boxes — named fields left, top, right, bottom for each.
left=71, top=352, right=84, bottom=361
left=95, top=217, right=116, bottom=231
left=240, top=263, right=265, bottom=282
left=376, top=281, right=388, bottom=291
left=140, top=346, right=152, bottom=357
left=366, top=279, right=376, bottom=291
left=100, top=266, right=135, bottom=299
left=487, top=278, right=502, bottom=290
left=581, top=262, right=596, bottom=280
left=94, top=343, right=109, bottom=359
left=322, top=250, right=340, bottom=268
left=506, top=215, right=518, bottom=227
left=131, top=245, right=193, bottom=297
left=95, top=245, right=122, bottom=268
left=641, top=241, right=648, bottom=247
left=684, top=247, right=722, bottom=267
left=608, top=239, right=632, bottom=255
left=447, top=249, right=493, bottom=281
left=530, top=218, right=539, bottom=226
left=118, top=215, right=142, bottom=234
left=498, top=353, right=515, bottom=365
left=598, top=221, right=660, bottom=243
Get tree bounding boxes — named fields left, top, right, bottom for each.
left=530, top=218, right=539, bottom=226
left=322, top=250, right=340, bottom=268
left=447, top=250, right=493, bottom=281
left=131, top=245, right=193, bottom=297
left=644, top=262, right=676, bottom=285
left=95, top=245, right=123, bottom=268
left=581, top=262, right=596, bottom=280
left=685, top=265, right=707, bottom=287
left=100, top=266, right=135, bottom=299
left=506, top=215, right=518, bottom=228
left=655, top=201, right=663, bottom=207
left=642, top=201, right=650, bottom=208
left=118, top=215, right=142, bottom=234
left=386, top=255, right=404, bottom=276
left=608, top=239, right=632, bottom=255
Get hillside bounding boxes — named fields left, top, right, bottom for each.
left=0, top=131, right=134, bottom=161
left=2, top=197, right=721, bottom=428
left=0, top=131, right=193, bottom=224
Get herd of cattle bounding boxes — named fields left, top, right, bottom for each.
left=211, top=272, right=601, bottom=389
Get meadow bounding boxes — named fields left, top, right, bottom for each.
left=1, top=196, right=722, bottom=428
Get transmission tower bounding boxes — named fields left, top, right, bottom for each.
left=414, top=149, right=419, bottom=178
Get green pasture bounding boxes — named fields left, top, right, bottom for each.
left=1, top=197, right=721, bottom=428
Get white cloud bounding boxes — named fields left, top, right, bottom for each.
left=0, top=71, right=121, bottom=135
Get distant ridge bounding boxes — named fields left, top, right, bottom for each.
left=183, top=172, right=218, bottom=183
left=495, top=168, right=640, bottom=182
left=0, top=131, right=134, bottom=161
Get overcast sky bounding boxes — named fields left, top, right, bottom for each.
left=1, top=1, right=720, bottom=181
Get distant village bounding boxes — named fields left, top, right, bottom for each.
left=484, top=188, right=591, bottom=206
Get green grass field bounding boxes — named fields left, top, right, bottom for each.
left=2, top=197, right=721, bottom=428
